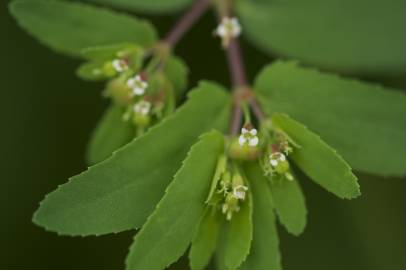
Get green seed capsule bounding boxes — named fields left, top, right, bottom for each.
left=228, top=138, right=260, bottom=161
left=275, top=160, right=290, bottom=174
left=132, top=114, right=151, bottom=127
left=106, top=78, right=132, bottom=106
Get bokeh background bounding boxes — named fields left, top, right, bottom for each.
left=2, top=1, right=406, bottom=269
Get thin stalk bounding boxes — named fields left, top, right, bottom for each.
left=164, top=0, right=211, bottom=47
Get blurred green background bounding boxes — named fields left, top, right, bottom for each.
left=2, top=1, right=405, bottom=269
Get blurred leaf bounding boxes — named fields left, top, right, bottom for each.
left=206, top=155, right=227, bottom=203
left=126, top=130, right=224, bottom=270
left=86, top=104, right=134, bottom=165
left=81, top=43, right=143, bottom=61
left=189, top=209, right=221, bottom=270
left=33, top=81, right=231, bottom=236
left=164, top=56, right=189, bottom=99
left=270, top=174, right=307, bottom=236
left=255, top=61, right=406, bottom=176
left=88, top=0, right=193, bottom=13
left=76, top=61, right=109, bottom=81
left=9, top=0, right=157, bottom=57
left=272, top=113, right=360, bottom=199
left=217, top=191, right=252, bottom=270
left=237, top=0, right=406, bottom=73
left=240, top=162, right=282, bottom=270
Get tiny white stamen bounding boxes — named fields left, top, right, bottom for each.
left=127, top=75, right=148, bottom=96
left=269, top=152, right=286, bottom=167
left=233, top=185, right=248, bottom=200
left=112, top=59, right=128, bottom=73
left=134, top=100, right=151, bottom=116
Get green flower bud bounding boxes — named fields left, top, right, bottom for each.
left=275, top=160, right=290, bottom=174
left=106, top=78, right=132, bottom=106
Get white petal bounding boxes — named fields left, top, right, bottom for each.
left=238, top=135, right=247, bottom=146
left=248, top=136, right=259, bottom=146
left=241, top=127, right=248, bottom=134
left=270, top=159, right=279, bottom=167
left=127, top=78, right=135, bottom=87
left=217, top=25, right=226, bottom=37
left=133, top=87, right=145, bottom=96
left=250, top=128, right=257, bottom=135
left=280, top=153, right=286, bottom=161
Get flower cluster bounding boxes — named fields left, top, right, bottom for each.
left=218, top=171, right=249, bottom=220
left=208, top=156, right=249, bottom=221
left=215, top=17, right=242, bottom=47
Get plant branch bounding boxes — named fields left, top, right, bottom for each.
left=226, top=38, right=248, bottom=87
left=221, top=17, right=266, bottom=133
left=164, top=0, right=211, bottom=47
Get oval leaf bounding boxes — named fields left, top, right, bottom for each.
left=255, top=61, right=406, bottom=176
left=217, top=191, right=253, bottom=270
left=272, top=113, right=360, bottom=199
left=237, top=0, right=406, bottom=73
left=240, top=162, right=282, bottom=270
left=125, top=130, right=224, bottom=270
left=9, top=0, right=157, bottom=57
left=86, top=104, right=135, bottom=165
left=189, top=209, right=222, bottom=270
left=33, top=81, right=231, bottom=236
left=88, top=0, right=193, bottom=13
left=270, top=174, right=307, bottom=236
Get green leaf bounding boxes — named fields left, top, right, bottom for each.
left=206, top=155, right=227, bottom=203
left=217, top=191, right=253, bottom=270
left=240, top=162, right=282, bottom=270
left=87, top=0, right=194, bottom=13
left=164, top=56, right=189, bottom=99
left=189, top=209, right=222, bottom=270
left=33, top=81, right=231, bottom=236
left=237, top=0, right=406, bottom=73
left=86, top=104, right=134, bottom=165
left=126, top=130, right=224, bottom=270
left=272, top=113, right=360, bottom=199
left=270, top=174, right=307, bottom=236
left=81, top=43, right=143, bottom=61
left=255, top=61, right=406, bottom=176
left=9, top=0, right=157, bottom=57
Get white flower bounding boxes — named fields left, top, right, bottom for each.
left=216, top=17, right=241, bottom=39
left=133, top=100, right=151, bottom=116
left=127, top=75, right=148, bottom=96
left=269, top=152, right=286, bottom=167
left=112, top=59, right=128, bottom=73
left=232, top=185, right=248, bottom=200
left=238, top=127, right=259, bottom=147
